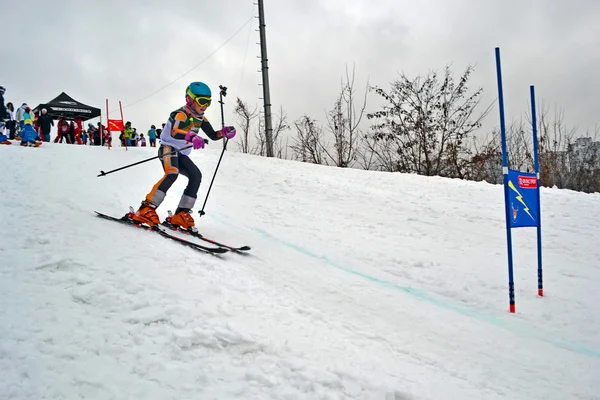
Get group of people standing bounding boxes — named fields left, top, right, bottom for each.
left=0, top=88, right=45, bottom=146
left=0, top=86, right=112, bottom=147
left=119, top=122, right=160, bottom=147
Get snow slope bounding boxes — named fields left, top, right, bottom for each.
left=1, top=141, right=599, bottom=400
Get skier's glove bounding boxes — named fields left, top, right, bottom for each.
left=220, top=126, right=236, bottom=139
left=185, top=131, right=205, bottom=150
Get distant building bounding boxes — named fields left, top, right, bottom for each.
left=567, top=137, right=600, bottom=171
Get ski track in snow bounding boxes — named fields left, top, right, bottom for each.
left=1, top=143, right=599, bottom=399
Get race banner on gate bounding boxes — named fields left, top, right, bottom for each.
left=107, top=119, right=124, bottom=132
left=507, top=169, right=539, bottom=228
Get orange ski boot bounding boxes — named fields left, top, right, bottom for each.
left=169, top=209, right=196, bottom=232
left=131, top=201, right=160, bottom=227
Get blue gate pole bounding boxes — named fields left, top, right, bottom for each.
left=530, top=85, right=544, bottom=297
left=495, top=47, right=516, bottom=313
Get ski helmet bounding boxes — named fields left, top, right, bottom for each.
left=0, top=86, right=5, bottom=94
left=186, top=82, right=211, bottom=99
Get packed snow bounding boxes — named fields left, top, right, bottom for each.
left=0, top=141, right=599, bottom=399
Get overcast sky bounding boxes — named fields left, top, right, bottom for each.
left=3, top=0, right=599, bottom=142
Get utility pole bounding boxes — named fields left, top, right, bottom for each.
left=257, top=0, right=274, bottom=157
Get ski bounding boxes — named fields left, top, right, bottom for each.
left=94, top=211, right=228, bottom=255
left=163, top=211, right=251, bottom=253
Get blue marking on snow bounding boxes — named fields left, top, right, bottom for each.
left=208, top=213, right=600, bottom=359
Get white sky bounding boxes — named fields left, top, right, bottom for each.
left=3, top=0, right=599, bottom=139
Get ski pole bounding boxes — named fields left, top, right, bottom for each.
left=97, top=144, right=194, bottom=177
left=199, top=85, right=228, bottom=217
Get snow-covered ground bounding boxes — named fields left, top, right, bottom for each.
left=1, top=141, right=599, bottom=399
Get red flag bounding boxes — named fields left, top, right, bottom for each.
left=107, top=119, right=124, bottom=132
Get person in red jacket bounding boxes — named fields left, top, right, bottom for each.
left=33, top=112, right=40, bottom=134
left=74, top=117, right=83, bottom=144
left=54, top=118, right=72, bottom=143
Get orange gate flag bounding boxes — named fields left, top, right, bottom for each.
left=107, top=119, right=124, bottom=132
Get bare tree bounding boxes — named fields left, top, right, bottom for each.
left=322, top=65, right=369, bottom=167
left=233, top=97, right=259, bottom=154
left=354, top=134, right=379, bottom=170
left=466, top=101, right=600, bottom=191
left=366, top=65, right=491, bottom=177
left=465, top=120, right=532, bottom=184
left=272, top=106, right=291, bottom=159
left=465, top=131, right=502, bottom=183
left=253, top=115, right=266, bottom=156
left=234, top=99, right=291, bottom=158
left=252, top=107, right=290, bottom=158
left=290, top=115, right=326, bottom=164
left=536, top=103, right=577, bottom=188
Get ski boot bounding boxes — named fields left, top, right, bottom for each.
left=130, top=201, right=160, bottom=227
left=167, top=209, right=197, bottom=233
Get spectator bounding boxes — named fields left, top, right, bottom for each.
left=0, top=87, right=9, bottom=144
left=86, top=124, right=95, bottom=146
left=0, top=131, right=10, bottom=145
left=148, top=124, right=157, bottom=147
left=68, top=121, right=75, bottom=144
left=73, top=117, right=83, bottom=144
left=33, top=111, right=40, bottom=134
left=23, top=106, right=33, bottom=124
left=5, top=102, right=16, bottom=139
left=0, top=86, right=6, bottom=122
left=20, top=119, right=40, bottom=147
left=139, top=133, right=146, bottom=147
left=38, top=108, right=54, bottom=142
left=0, top=87, right=5, bottom=138
left=15, top=103, right=27, bottom=134
left=124, top=121, right=133, bottom=146
left=131, top=127, right=139, bottom=146
left=55, top=118, right=71, bottom=143
left=93, top=125, right=101, bottom=146
left=101, top=125, right=111, bottom=147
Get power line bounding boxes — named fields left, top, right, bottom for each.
left=237, top=10, right=255, bottom=100
left=109, top=15, right=254, bottom=114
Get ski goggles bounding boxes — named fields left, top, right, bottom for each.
left=186, top=88, right=211, bottom=107
left=193, top=96, right=211, bottom=107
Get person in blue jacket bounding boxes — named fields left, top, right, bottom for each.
left=20, top=119, right=40, bottom=146
left=148, top=124, right=157, bottom=147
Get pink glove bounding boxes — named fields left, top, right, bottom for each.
left=185, top=131, right=205, bottom=150
left=221, top=126, right=236, bottom=139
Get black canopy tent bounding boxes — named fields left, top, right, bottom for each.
left=33, top=92, right=101, bottom=121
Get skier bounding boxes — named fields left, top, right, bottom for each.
left=130, top=81, right=236, bottom=231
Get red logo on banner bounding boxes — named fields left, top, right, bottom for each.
left=518, top=176, right=537, bottom=189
